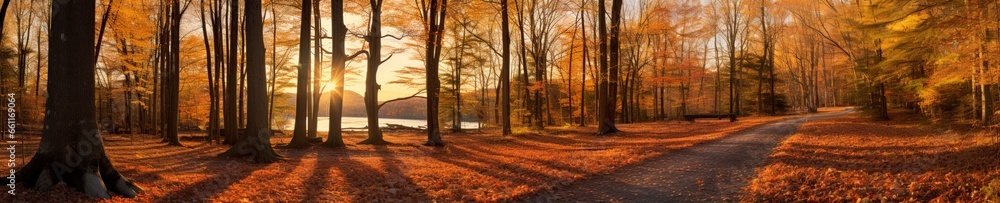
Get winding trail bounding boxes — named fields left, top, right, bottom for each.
left=527, top=109, right=854, bottom=203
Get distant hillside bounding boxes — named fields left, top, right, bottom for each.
left=286, top=90, right=427, bottom=119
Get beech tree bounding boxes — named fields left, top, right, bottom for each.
left=224, top=0, right=240, bottom=144
left=16, top=0, right=143, bottom=198
left=287, top=0, right=312, bottom=148
left=323, top=0, right=348, bottom=148
left=596, top=0, right=620, bottom=135
left=422, top=0, right=448, bottom=147
left=219, top=0, right=283, bottom=163
left=358, top=0, right=392, bottom=145
left=162, top=0, right=186, bottom=146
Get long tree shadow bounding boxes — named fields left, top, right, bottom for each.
left=328, top=146, right=433, bottom=202
left=459, top=143, right=591, bottom=177
left=296, top=149, right=330, bottom=203
left=157, top=149, right=308, bottom=201
left=428, top=145, right=557, bottom=192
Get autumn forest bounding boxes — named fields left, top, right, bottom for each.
left=0, top=0, right=998, bottom=202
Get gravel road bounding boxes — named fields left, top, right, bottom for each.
left=526, top=109, right=854, bottom=203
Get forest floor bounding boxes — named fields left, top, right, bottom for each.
left=526, top=107, right=854, bottom=202
left=7, top=112, right=797, bottom=202
left=742, top=110, right=1000, bottom=202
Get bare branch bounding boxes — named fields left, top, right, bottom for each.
left=381, top=34, right=406, bottom=40
left=380, top=53, right=394, bottom=65
left=347, top=50, right=369, bottom=61
left=377, top=89, right=427, bottom=110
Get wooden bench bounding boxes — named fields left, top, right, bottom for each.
left=682, top=114, right=737, bottom=122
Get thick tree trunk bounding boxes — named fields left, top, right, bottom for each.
left=423, top=0, right=447, bottom=146
left=500, top=0, right=512, bottom=135
left=17, top=0, right=143, bottom=198
left=220, top=0, right=283, bottom=163
left=607, top=0, right=621, bottom=126
left=359, top=0, right=388, bottom=145
left=224, top=0, right=240, bottom=145
left=163, top=0, right=183, bottom=146
left=286, top=0, right=312, bottom=148
left=323, top=0, right=348, bottom=148
left=596, top=0, right=618, bottom=135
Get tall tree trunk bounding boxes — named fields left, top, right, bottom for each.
left=323, top=0, right=348, bottom=148
left=224, top=0, right=240, bottom=145
left=423, top=0, right=447, bottom=146
left=163, top=0, right=183, bottom=146
left=596, top=0, right=618, bottom=135
left=201, top=0, right=218, bottom=144
left=211, top=0, right=224, bottom=143
left=500, top=0, right=512, bottom=135
left=607, top=0, right=621, bottom=126
left=35, top=21, right=42, bottom=97
left=268, top=1, right=278, bottom=130
left=516, top=0, right=531, bottom=126
left=0, top=0, right=10, bottom=35
left=358, top=0, right=388, bottom=145
left=16, top=0, right=143, bottom=198
left=567, top=15, right=575, bottom=125
left=221, top=0, right=283, bottom=163
left=309, top=0, right=322, bottom=139
left=239, top=19, right=247, bottom=129
left=453, top=30, right=463, bottom=132
left=579, top=0, right=587, bottom=126
left=286, top=0, right=312, bottom=148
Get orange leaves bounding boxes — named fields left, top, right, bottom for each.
left=743, top=111, right=1000, bottom=202
left=7, top=115, right=788, bottom=202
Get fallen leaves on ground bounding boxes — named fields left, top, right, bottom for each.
left=742, top=110, right=1000, bottom=203
left=8, top=116, right=786, bottom=202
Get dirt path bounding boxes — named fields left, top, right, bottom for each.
left=526, top=109, right=854, bottom=203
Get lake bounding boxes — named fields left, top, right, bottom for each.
left=281, top=117, right=480, bottom=132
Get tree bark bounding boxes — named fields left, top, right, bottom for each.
left=423, top=0, right=447, bottom=146
left=596, top=0, right=618, bottom=135
left=220, top=0, right=283, bottom=163
left=309, top=0, right=322, bottom=139
left=16, top=0, right=143, bottom=198
left=224, top=0, right=240, bottom=145
left=358, top=0, right=388, bottom=145
left=201, top=0, right=218, bottom=144
left=500, top=0, right=512, bottom=135
left=162, top=0, right=183, bottom=146
left=323, top=0, right=348, bottom=148
left=286, top=0, right=312, bottom=148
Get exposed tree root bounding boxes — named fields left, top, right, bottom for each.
left=16, top=153, right=143, bottom=198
